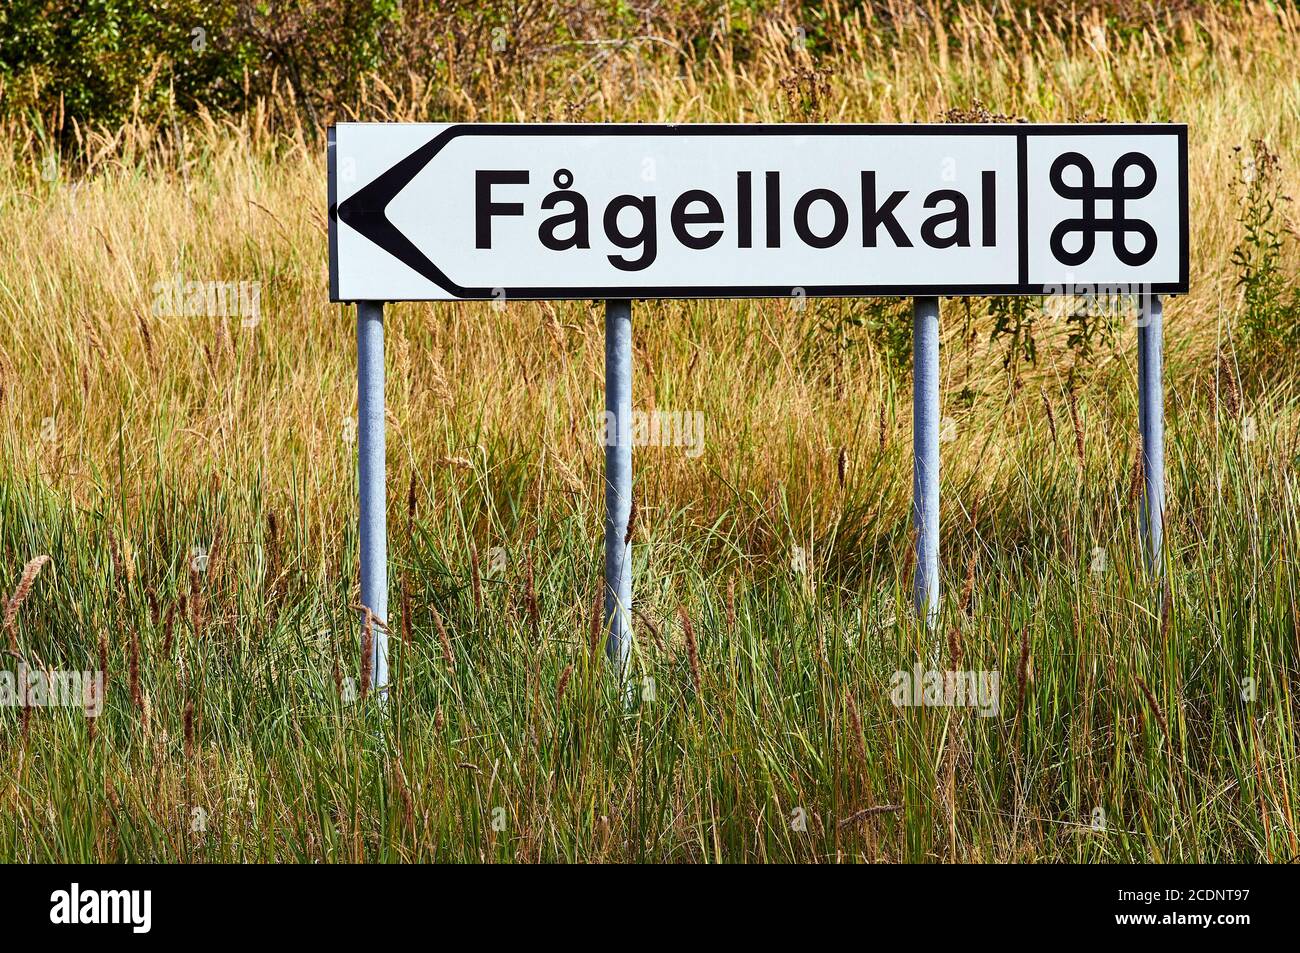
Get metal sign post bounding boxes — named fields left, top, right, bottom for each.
left=357, top=300, right=388, bottom=694
left=912, top=296, right=941, bottom=626
left=1138, top=292, right=1164, bottom=569
left=604, top=300, right=633, bottom=672
left=327, top=121, right=1189, bottom=681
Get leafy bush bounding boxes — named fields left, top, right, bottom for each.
left=1231, top=139, right=1300, bottom=367
left=0, top=1, right=685, bottom=137
left=0, top=0, right=254, bottom=131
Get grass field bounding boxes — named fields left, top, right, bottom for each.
left=2, top=2, right=1299, bottom=862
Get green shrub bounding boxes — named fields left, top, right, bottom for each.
left=0, top=1, right=253, bottom=131
left=1231, top=139, right=1300, bottom=367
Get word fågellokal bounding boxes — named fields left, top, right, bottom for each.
left=476, top=168, right=999, bottom=271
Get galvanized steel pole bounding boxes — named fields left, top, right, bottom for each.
left=1138, top=292, right=1164, bottom=570
left=357, top=300, right=388, bottom=695
left=913, top=296, right=941, bottom=627
left=604, top=299, right=633, bottom=674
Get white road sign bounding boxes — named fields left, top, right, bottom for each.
left=328, top=123, right=1187, bottom=301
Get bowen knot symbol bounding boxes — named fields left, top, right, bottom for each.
left=1049, top=151, right=1157, bottom=267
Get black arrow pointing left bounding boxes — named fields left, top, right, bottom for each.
left=331, top=126, right=464, bottom=298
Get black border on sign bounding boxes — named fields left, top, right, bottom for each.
left=327, top=125, right=339, bottom=303
left=327, top=123, right=1189, bottom=302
